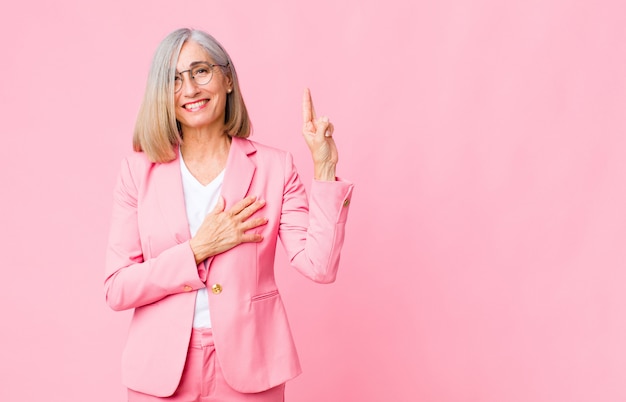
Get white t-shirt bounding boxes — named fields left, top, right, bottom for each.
left=180, top=152, right=225, bottom=329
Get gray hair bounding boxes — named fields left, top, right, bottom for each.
left=133, top=28, right=251, bottom=162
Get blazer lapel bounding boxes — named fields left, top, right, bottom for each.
left=221, top=137, right=256, bottom=209
left=154, top=138, right=256, bottom=244
left=155, top=148, right=192, bottom=244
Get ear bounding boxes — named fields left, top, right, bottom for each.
left=224, top=73, right=233, bottom=92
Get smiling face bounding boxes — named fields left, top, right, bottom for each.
left=174, top=40, right=232, bottom=134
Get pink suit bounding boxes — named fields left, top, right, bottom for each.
left=105, top=137, right=353, bottom=397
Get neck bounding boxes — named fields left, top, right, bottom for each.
left=180, top=128, right=231, bottom=163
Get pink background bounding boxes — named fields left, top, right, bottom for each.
left=1, top=0, right=625, bottom=401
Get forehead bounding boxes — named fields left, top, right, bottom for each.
left=176, top=41, right=212, bottom=70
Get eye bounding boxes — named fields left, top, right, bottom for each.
left=194, top=68, right=210, bottom=77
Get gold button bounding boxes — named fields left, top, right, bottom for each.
left=343, top=199, right=350, bottom=207
left=211, top=283, right=223, bottom=294
left=183, top=285, right=193, bottom=292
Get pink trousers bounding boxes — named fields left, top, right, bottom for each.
left=128, top=328, right=285, bottom=402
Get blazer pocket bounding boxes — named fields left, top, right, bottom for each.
left=251, top=289, right=279, bottom=302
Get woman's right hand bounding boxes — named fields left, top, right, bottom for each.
left=189, top=195, right=268, bottom=264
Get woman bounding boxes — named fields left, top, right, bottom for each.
left=105, top=28, right=353, bottom=401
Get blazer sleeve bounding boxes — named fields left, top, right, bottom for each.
left=278, top=152, right=354, bottom=283
left=104, top=157, right=206, bottom=311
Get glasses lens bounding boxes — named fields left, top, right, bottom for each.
left=174, top=74, right=182, bottom=92
left=192, top=64, right=213, bottom=86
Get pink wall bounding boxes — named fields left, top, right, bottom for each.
left=1, top=0, right=625, bottom=401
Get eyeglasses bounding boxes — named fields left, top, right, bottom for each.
left=174, top=62, right=229, bottom=93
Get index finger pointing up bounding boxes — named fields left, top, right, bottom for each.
left=302, top=88, right=317, bottom=123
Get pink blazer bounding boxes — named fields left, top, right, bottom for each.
left=105, top=137, right=353, bottom=396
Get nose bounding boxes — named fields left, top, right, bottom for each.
left=181, top=72, right=199, bottom=96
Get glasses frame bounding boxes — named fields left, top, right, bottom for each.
left=174, top=62, right=229, bottom=93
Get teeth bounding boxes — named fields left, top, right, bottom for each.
left=185, top=100, right=208, bottom=109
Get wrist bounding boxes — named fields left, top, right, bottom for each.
left=189, top=238, right=206, bottom=265
left=314, top=162, right=336, bottom=181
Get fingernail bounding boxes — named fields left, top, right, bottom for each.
left=325, top=130, right=331, bottom=137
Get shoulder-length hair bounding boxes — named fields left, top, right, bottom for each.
left=133, top=28, right=251, bottom=163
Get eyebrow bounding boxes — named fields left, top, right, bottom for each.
left=176, top=60, right=211, bottom=73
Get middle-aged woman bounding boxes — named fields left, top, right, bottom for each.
left=104, top=28, right=354, bottom=401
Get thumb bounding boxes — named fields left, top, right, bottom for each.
left=211, top=196, right=226, bottom=214
left=316, top=116, right=330, bottom=137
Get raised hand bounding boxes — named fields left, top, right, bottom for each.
left=189, top=195, right=268, bottom=264
left=302, top=88, right=338, bottom=181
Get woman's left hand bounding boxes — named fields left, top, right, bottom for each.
left=302, top=88, right=337, bottom=181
